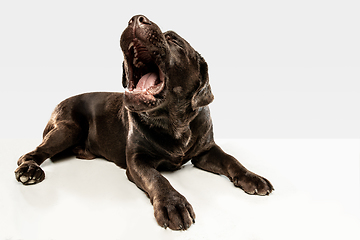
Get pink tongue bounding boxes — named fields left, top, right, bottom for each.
left=136, top=72, right=158, bottom=91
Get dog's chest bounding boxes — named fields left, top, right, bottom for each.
left=155, top=140, right=194, bottom=170
left=152, top=130, right=194, bottom=160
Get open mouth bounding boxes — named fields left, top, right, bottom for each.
left=125, top=38, right=165, bottom=96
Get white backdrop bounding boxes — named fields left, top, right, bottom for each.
left=0, top=0, right=359, bottom=138
left=0, top=2, right=359, bottom=239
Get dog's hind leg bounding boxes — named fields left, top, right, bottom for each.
left=15, top=120, right=82, bottom=185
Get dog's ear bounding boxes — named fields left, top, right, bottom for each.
left=191, top=56, right=214, bottom=110
left=122, top=62, right=127, bottom=89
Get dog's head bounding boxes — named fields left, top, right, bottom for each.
left=120, top=15, right=214, bottom=112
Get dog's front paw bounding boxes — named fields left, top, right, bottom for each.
left=15, top=160, right=45, bottom=185
left=153, top=192, right=195, bottom=231
left=232, top=171, right=274, bottom=196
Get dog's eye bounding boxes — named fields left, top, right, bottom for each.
left=166, top=35, right=183, bottom=48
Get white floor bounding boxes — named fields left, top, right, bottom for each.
left=1, top=139, right=359, bottom=240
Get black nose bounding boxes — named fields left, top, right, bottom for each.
left=128, top=15, right=151, bottom=27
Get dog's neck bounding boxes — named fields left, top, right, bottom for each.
left=137, top=104, right=198, bottom=142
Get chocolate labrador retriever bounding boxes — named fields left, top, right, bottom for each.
left=15, top=15, right=273, bottom=230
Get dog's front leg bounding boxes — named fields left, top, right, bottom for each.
left=192, top=144, right=274, bottom=196
left=126, top=155, right=195, bottom=230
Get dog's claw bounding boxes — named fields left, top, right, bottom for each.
left=233, top=172, right=274, bottom=196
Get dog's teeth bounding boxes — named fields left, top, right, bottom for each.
left=133, top=59, right=144, bottom=68
left=128, top=42, right=134, bottom=50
